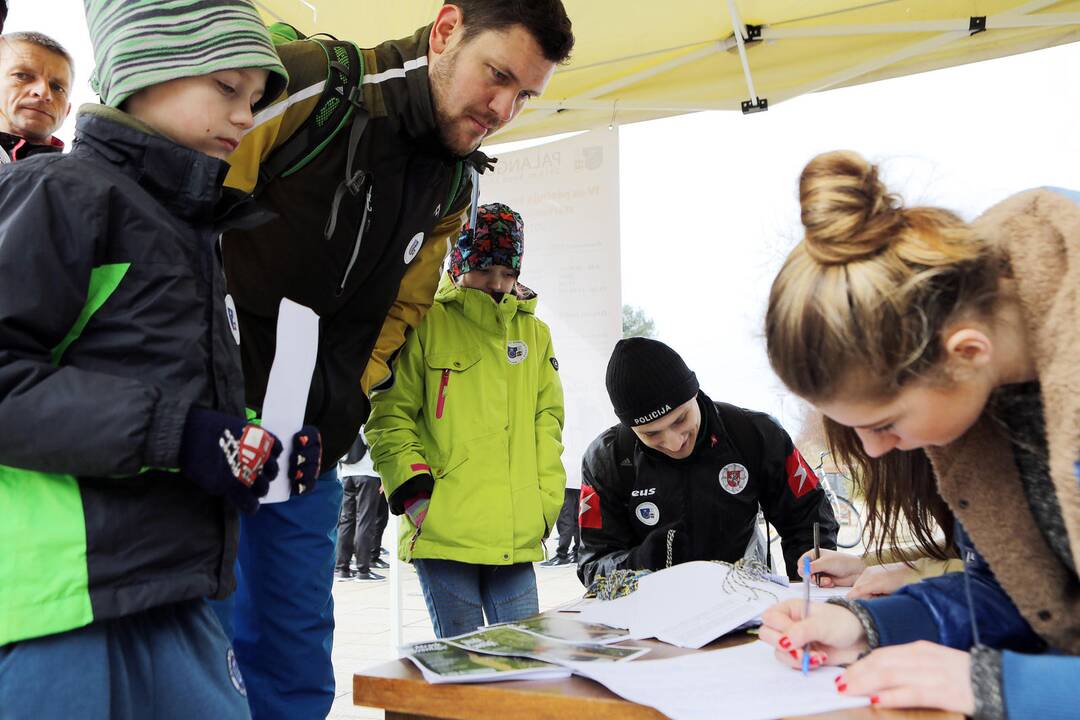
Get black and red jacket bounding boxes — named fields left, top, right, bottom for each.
left=0, top=130, right=63, bottom=163
left=577, top=392, right=838, bottom=586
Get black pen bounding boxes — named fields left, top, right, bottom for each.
left=812, top=521, right=821, bottom=585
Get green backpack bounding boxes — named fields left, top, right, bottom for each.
left=255, top=22, right=467, bottom=224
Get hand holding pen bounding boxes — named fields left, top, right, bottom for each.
left=757, top=598, right=870, bottom=670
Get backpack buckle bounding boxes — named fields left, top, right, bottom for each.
left=345, top=169, right=367, bottom=196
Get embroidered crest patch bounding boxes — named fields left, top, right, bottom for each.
left=507, top=341, right=528, bottom=364
left=635, top=501, right=660, bottom=526
left=719, top=463, right=749, bottom=495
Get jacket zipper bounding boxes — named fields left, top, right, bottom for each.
left=435, top=369, right=450, bottom=419
left=335, top=184, right=374, bottom=297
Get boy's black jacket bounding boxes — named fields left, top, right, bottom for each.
left=0, top=106, right=246, bottom=637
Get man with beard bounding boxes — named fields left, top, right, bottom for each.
left=216, top=3, right=573, bottom=717
left=0, top=32, right=72, bottom=164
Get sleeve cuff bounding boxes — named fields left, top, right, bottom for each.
left=855, top=594, right=940, bottom=646
left=971, top=645, right=1005, bottom=720
left=827, top=597, right=881, bottom=649
left=387, top=472, right=434, bottom=515
left=146, top=395, right=191, bottom=469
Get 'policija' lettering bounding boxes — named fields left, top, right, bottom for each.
left=634, top=404, right=672, bottom=425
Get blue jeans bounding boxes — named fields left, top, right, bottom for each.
left=412, top=559, right=539, bottom=638
left=210, top=469, right=341, bottom=720
left=0, top=599, right=249, bottom=720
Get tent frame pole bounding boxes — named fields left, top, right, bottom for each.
left=725, top=0, right=767, bottom=113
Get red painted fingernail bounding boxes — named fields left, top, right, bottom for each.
left=779, top=636, right=792, bottom=649
left=837, top=683, right=848, bottom=693
left=820, top=653, right=828, bottom=664
left=870, top=696, right=880, bottom=705
left=810, top=656, right=821, bottom=667
left=789, top=649, right=798, bottom=659
left=834, top=674, right=843, bottom=684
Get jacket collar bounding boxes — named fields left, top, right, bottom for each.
left=435, top=272, right=537, bottom=328
left=71, top=104, right=228, bottom=222
left=373, top=25, right=494, bottom=171
left=0, top=131, right=64, bottom=160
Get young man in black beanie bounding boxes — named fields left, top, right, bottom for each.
left=576, top=337, right=839, bottom=586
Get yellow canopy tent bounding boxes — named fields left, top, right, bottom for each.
left=254, top=0, right=1080, bottom=143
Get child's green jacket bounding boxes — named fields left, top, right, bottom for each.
left=367, top=273, right=566, bottom=564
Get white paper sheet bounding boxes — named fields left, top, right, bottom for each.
left=259, top=299, right=320, bottom=504
left=579, top=562, right=786, bottom=648
left=578, top=564, right=857, bottom=648
left=567, top=639, right=869, bottom=720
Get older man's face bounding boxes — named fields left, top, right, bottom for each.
left=0, top=40, right=72, bottom=143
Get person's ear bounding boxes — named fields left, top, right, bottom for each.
left=943, top=327, right=993, bottom=372
left=429, top=4, right=464, bottom=56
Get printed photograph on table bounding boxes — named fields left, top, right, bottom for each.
left=404, top=641, right=569, bottom=684
left=448, top=626, right=648, bottom=664
left=501, top=615, right=630, bottom=644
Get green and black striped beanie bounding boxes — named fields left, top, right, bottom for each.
left=84, top=0, right=288, bottom=110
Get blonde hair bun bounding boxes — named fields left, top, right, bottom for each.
left=799, top=150, right=904, bottom=265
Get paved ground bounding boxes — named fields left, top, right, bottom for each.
left=327, top=530, right=587, bottom=720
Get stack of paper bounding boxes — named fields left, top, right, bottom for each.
left=578, top=561, right=847, bottom=648
left=566, top=639, right=869, bottom=720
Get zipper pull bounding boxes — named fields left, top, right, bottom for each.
left=436, top=368, right=450, bottom=419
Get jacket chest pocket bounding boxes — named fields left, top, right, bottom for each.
left=425, top=350, right=481, bottom=420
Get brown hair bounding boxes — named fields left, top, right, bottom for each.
left=765, top=150, right=999, bottom=560
left=450, top=0, right=574, bottom=64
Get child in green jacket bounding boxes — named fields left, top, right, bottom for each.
left=367, top=203, right=566, bottom=638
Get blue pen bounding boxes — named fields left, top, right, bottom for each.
left=801, top=555, right=812, bottom=675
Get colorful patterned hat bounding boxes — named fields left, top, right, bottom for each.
left=84, top=0, right=288, bottom=110
left=449, top=203, right=525, bottom=280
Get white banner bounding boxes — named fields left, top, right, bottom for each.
left=480, top=130, right=622, bottom=490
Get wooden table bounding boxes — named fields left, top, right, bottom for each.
left=354, top=632, right=960, bottom=720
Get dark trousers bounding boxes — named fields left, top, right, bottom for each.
left=336, top=475, right=385, bottom=573
left=555, top=487, right=581, bottom=558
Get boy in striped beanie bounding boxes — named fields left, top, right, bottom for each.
left=83, top=0, right=288, bottom=157
left=0, top=2, right=313, bottom=719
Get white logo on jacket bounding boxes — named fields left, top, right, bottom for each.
left=507, top=341, right=528, bottom=364
left=719, top=463, right=749, bottom=495
left=631, top=488, right=656, bottom=497
left=225, top=294, right=241, bottom=345
left=404, top=232, right=424, bottom=264
left=635, top=501, right=660, bottom=526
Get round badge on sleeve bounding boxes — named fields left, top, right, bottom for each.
left=719, top=463, right=749, bottom=495
left=635, top=501, right=660, bottom=526
left=225, top=294, right=241, bottom=345
left=226, top=648, right=247, bottom=696
left=404, top=232, right=424, bottom=264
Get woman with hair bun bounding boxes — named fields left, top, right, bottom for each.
left=758, top=150, right=1080, bottom=719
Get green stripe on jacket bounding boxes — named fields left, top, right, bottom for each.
left=1, top=263, right=132, bottom=644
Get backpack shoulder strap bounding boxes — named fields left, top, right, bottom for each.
left=254, top=37, right=366, bottom=196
